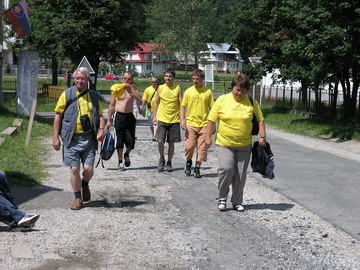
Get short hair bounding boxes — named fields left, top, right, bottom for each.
left=231, top=74, right=250, bottom=90
left=151, top=76, right=159, bottom=82
left=124, top=71, right=133, bottom=79
left=74, top=67, right=90, bottom=79
left=164, top=68, right=175, bottom=77
left=192, top=69, right=205, bottom=79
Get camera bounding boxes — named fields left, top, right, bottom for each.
left=147, top=103, right=151, bottom=109
left=80, top=114, right=92, bottom=132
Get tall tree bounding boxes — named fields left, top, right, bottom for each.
left=20, top=0, right=149, bottom=87
left=147, top=0, right=215, bottom=78
left=228, top=0, right=360, bottom=121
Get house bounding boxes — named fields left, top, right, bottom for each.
left=199, top=43, right=243, bottom=73
left=125, top=43, right=177, bottom=75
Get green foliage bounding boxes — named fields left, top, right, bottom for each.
left=0, top=107, right=52, bottom=187
left=23, top=0, right=149, bottom=82
left=147, top=0, right=215, bottom=69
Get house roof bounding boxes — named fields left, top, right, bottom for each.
left=129, top=43, right=167, bottom=54
left=207, top=43, right=239, bottom=54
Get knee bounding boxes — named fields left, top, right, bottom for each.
left=70, top=166, right=80, bottom=175
left=83, top=165, right=94, bottom=175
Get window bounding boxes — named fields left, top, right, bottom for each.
left=217, top=54, right=223, bottom=60
left=218, top=63, right=223, bottom=68
left=146, top=64, right=152, bottom=70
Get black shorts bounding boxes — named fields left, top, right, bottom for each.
left=156, top=121, right=181, bottom=143
left=114, top=111, right=136, bottom=150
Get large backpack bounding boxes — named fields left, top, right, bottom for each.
left=251, top=141, right=275, bottom=179
left=96, top=131, right=115, bottom=168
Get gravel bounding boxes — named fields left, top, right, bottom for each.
left=1, top=123, right=359, bottom=269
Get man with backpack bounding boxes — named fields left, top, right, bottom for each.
left=53, top=67, right=106, bottom=210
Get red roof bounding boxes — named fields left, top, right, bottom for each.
left=129, top=43, right=167, bottom=54
left=126, top=43, right=173, bottom=63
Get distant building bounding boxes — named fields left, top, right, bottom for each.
left=199, top=43, right=243, bottom=73
left=125, top=43, right=177, bottom=75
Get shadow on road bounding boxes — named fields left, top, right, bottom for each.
left=246, top=203, right=294, bottom=211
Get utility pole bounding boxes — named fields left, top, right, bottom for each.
left=0, top=0, right=3, bottom=106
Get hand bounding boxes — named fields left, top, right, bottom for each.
left=53, top=137, right=61, bottom=151
left=181, top=122, right=187, bottom=130
left=105, top=122, right=111, bottom=130
left=205, top=137, right=212, bottom=149
left=97, top=128, right=105, bottom=142
left=259, top=137, right=267, bottom=147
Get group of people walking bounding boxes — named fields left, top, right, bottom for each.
left=50, top=66, right=268, bottom=214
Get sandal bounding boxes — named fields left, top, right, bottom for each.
left=218, top=198, right=227, bottom=211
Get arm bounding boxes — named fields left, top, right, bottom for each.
left=258, top=120, right=267, bottom=146
left=152, top=89, right=160, bottom=124
left=106, top=95, right=116, bottom=129
left=180, top=105, right=187, bottom=130
left=126, top=84, right=142, bottom=101
left=53, top=113, right=62, bottom=151
left=97, top=115, right=106, bottom=141
left=205, top=120, right=215, bottom=148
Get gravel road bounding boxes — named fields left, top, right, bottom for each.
left=1, top=118, right=359, bottom=269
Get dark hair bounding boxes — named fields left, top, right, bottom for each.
left=164, top=68, right=175, bottom=77
left=192, top=69, right=205, bottom=79
left=231, top=74, right=250, bottom=90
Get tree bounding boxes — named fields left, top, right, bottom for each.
left=22, top=0, right=149, bottom=88
left=228, top=0, right=360, bottom=122
left=147, top=0, right=215, bottom=78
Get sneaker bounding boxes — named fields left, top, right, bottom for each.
left=158, top=157, right=165, bottom=172
left=82, top=181, right=91, bottom=202
left=118, top=161, right=125, bottom=171
left=18, top=214, right=40, bottom=227
left=166, top=161, right=173, bottom=172
left=184, top=160, right=192, bottom=176
left=70, top=198, right=83, bottom=210
left=194, top=167, right=202, bottom=178
left=233, top=204, right=245, bottom=212
left=124, top=152, right=131, bottom=167
left=218, top=198, right=227, bottom=211
left=12, top=223, right=35, bottom=232
left=152, top=135, right=157, bottom=141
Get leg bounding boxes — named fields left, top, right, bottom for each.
left=231, top=145, right=252, bottom=206
left=217, top=145, right=235, bottom=199
left=0, top=191, right=25, bottom=228
left=70, top=166, right=82, bottom=194
left=157, top=140, right=165, bottom=157
left=0, top=171, right=17, bottom=207
left=184, top=126, right=197, bottom=161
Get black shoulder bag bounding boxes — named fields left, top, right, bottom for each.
left=147, top=87, right=158, bottom=109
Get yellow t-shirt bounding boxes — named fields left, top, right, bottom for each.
left=111, top=83, right=127, bottom=99
left=156, top=84, right=180, bottom=123
left=181, top=85, right=214, bottom=127
left=54, top=91, right=103, bottom=134
left=207, top=93, right=264, bottom=147
left=142, top=85, right=157, bottom=112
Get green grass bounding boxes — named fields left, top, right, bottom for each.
left=262, top=105, right=360, bottom=141
left=0, top=108, right=53, bottom=187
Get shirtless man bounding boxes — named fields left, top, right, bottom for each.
left=106, top=72, right=142, bottom=170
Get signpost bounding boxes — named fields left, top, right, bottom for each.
left=205, top=64, right=214, bottom=91
left=78, top=56, right=96, bottom=90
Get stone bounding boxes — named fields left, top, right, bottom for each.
left=10, top=245, right=35, bottom=259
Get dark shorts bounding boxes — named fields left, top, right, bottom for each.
left=156, top=121, right=181, bottom=143
left=114, top=111, right=136, bottom=150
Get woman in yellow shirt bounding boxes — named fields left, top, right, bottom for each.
left=205, top=74, right=267, bottom=212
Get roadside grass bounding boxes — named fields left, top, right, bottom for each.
left=0, top=107, right=53, bottom=187
left=262, top=105, right=360, bottom=141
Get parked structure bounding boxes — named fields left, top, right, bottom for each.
left=199, top=43, right=243, bottom=73
left=125, top=43, right=177, bottom=75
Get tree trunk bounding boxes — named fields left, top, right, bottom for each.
left=330, top=80, right=338, bottom=120
left=51, top=56, right=58, bottom=86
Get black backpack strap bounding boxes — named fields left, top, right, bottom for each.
left=249, top=96, right=254, bottom=106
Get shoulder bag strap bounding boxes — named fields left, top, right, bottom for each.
left=64, top=89, right=89, bottom=113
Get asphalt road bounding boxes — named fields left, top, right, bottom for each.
left=251, top=129, right=360, bottom=241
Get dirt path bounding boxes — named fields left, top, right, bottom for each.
left=1, top=118, right=359, bottom=269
